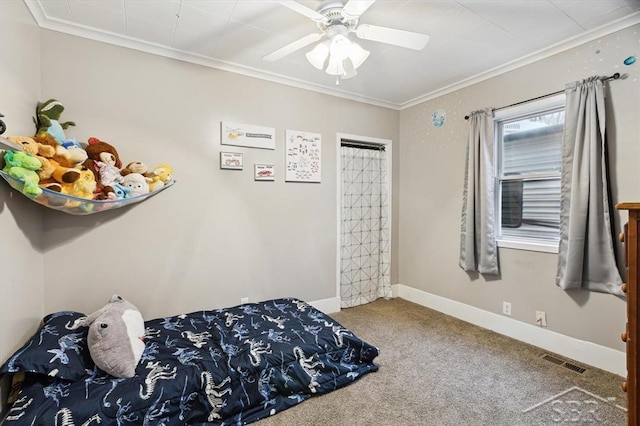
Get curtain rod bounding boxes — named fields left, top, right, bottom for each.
left=464, top=72, right=620, bottom=120
left=341, top=141, right=386, bottom=151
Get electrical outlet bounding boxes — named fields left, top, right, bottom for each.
left=536, top=311, right=547, bottom=327
left=241, top=297, right=249, bottom=304
left=503, top=301, right=512, bottom=316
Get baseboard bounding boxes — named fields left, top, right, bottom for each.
left=309, top=296, right=341, bottom=314
left=392, top=284, right=626, bottom=377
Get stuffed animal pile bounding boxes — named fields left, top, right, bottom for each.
left=2, top=99, right=174, bottom=200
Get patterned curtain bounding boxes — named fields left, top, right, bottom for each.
left=340, top=145, right=391, bottom=308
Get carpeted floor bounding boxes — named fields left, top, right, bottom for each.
left=256, top=298, right=627, bottom=425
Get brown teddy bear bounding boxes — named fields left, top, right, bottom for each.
left=33, top=133, right=87, bottom=169
left=120, top=161, right=148, bottom=177
left=83, top=137, right=123, bottom=199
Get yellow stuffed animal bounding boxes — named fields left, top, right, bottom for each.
left=147, top=163, right=173, bottom=192
left=60, top=168, right=96, bottom=204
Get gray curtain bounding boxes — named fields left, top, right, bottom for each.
left=459, top=108, right=499, bottom=275
left=556, top=76, right=623, bottom=295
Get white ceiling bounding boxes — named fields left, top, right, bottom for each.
left=25, top=0, right=640, bottom=109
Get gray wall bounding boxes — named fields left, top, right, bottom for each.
left=0, top=1, right=636, bottom=370
left=37, top=31, right=400, bottom=320
left=398, top=24, right=640, bottom=351
left=0, top=0, right=44, bottom=363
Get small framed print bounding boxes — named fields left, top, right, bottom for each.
left=220, top=152, right=243, bottom=170
left=254, top=164, right=275, bottom=181
left=221, top=121, right=276, bottom=150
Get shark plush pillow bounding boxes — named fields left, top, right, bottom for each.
left=70, top=295, right=145, bottom=378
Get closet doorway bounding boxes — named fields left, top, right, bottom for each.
left=337, top=133, right=392, bottom=308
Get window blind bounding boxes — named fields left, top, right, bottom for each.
left=500, top=124, right=563, bottom=241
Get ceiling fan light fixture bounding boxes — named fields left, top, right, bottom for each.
left=348, top=41, right=369, bottom=69
left=322, top=32, right=369, bottom=78
left=325, top=54, right=345, bottom=76
left=341, top=58, right=358, bottom=79
left=306, top=41, right=330, bottom=70
left=269, top=0, right=431, bottom=83
left=329, top=34, right=351, bottom=60
left=306, top=23, right=372, bottom=81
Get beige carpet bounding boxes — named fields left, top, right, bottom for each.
left=256, top=298, right=627, bottom=426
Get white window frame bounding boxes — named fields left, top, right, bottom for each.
left=494, top=94, right=565, bottom=254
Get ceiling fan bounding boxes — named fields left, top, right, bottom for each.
left=263, top=0, right=430, bottom=83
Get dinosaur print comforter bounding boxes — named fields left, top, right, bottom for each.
left=1, top=298, right=379, bottom=425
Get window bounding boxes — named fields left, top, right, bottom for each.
left=495, top=94, right=565, bottom=253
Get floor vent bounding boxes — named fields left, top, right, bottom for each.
left=541, top=354, right=587, bottom=374
left=563, top=362, right=587, bottom=374
left=541, top=354, right=564, bottom=365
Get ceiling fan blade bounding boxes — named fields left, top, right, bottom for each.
left=355, top=24, right=430, bottom=50
left=342, top=0, right=377, bottom=19
left=277, top=0, right=326, bottom=22
left=263, top=33, right=324, bottom=62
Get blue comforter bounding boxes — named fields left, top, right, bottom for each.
left=2, top=298, right=378, bottom=425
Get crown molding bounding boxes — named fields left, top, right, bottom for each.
left=24, top=1, right=639, bottom=111
left=23, top=0, right=400, bottom=110
left=400, top=12, right=640, bottom=109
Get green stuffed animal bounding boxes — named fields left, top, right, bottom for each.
left=3, top=150, right=43, bottom=197
left=33, top=99, right=77, bottom=147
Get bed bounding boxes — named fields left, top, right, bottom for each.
left=0, top=297, right=379, bottom=425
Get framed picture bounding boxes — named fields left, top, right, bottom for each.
left=285, top=129, right=321, bottom=183
left=254, top=164, right=275, bottom=181
left=221, top=121, right=276, bottom=150
left=220, top=152, right=243, bottom=170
